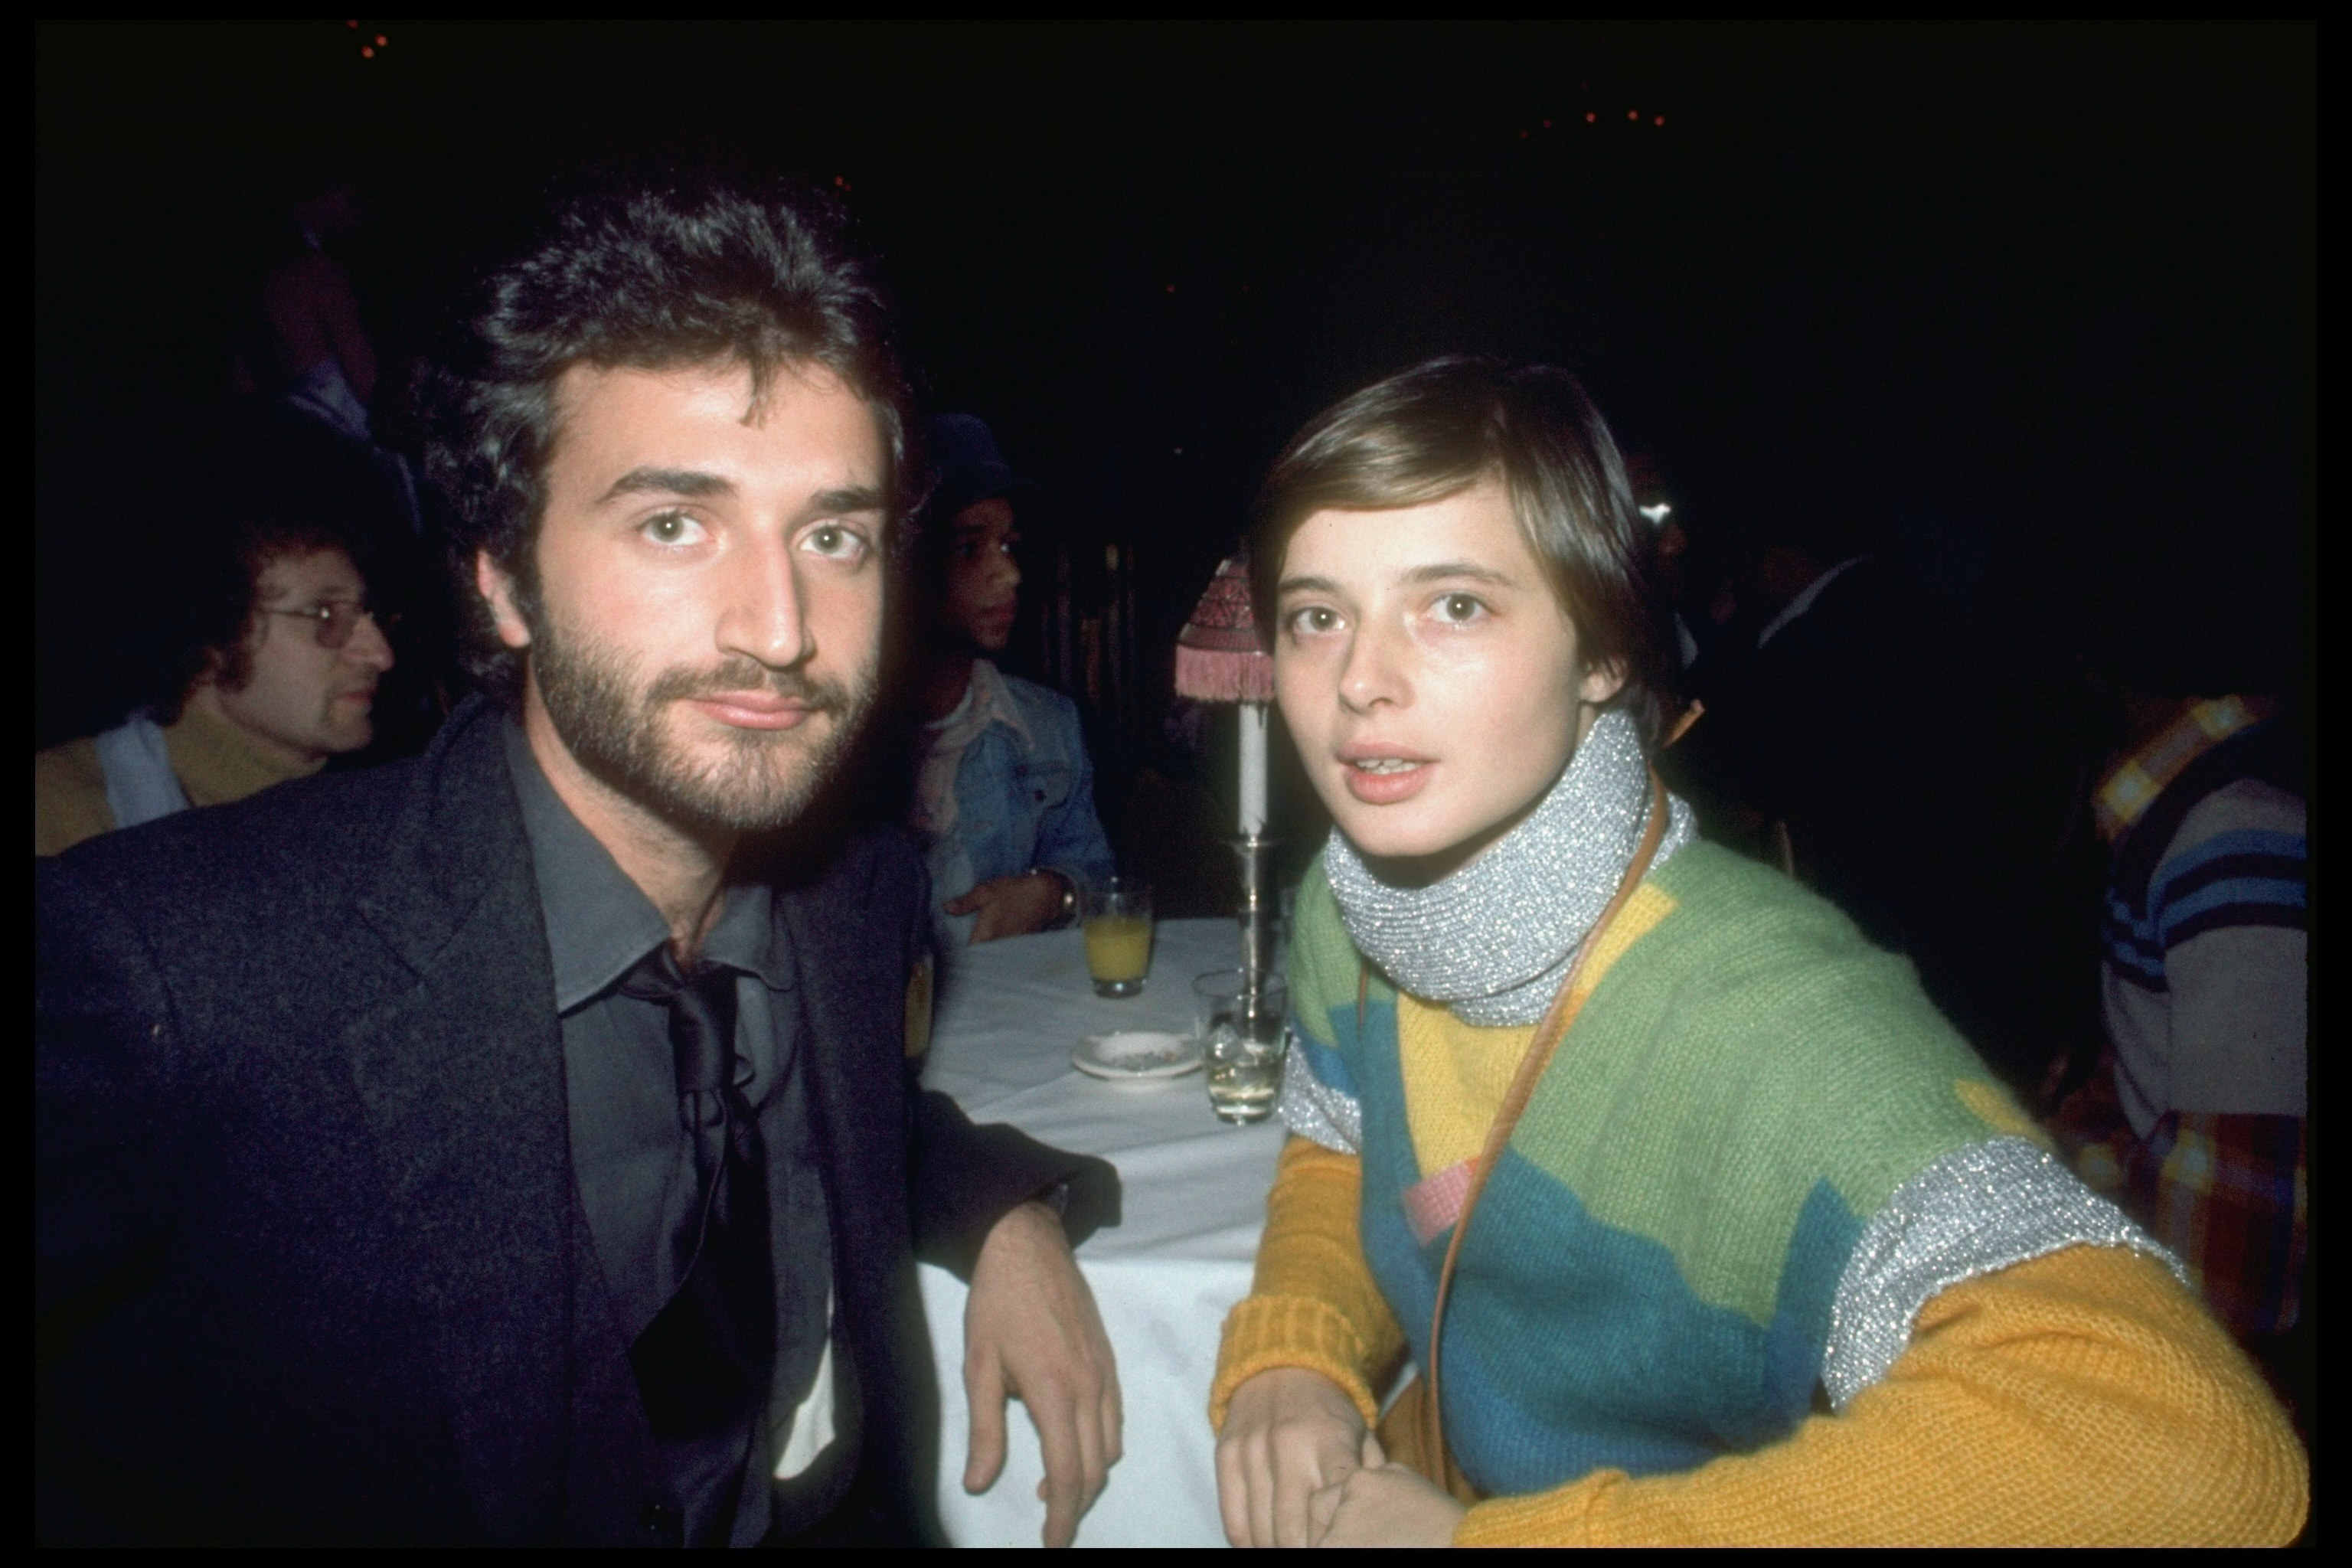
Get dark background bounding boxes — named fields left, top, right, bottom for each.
left=36, top=22, right=2312, bottom=797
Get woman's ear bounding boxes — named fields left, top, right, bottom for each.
left=1579, top=657, right=1627, bottom=707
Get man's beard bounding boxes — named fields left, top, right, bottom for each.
left=531, top=612, right=875, bottom=836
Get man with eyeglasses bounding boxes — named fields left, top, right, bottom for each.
left=34, top=509, right=396, bottom=855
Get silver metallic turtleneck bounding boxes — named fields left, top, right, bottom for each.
left=1321, top=707, right=1696, bottom=1026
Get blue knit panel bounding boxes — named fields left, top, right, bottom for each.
left=1345, top=962, right=1864, bottom=1496
left=1298, top=1016, right=1365, bottom=1102
left=1365, top=1147, right=1863, bottom=1494
left=1759, top=1178, right=1859, bottom=1420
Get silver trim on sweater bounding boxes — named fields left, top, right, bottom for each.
left=1322, top=709, right=1695, bottom=1027
left=1276, top=1044, right=1363, bottom=1155
left=1822, top=1135, right=2185, bottom=1411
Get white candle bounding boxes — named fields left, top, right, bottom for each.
left=1239, top=701, right=1269, bottom=837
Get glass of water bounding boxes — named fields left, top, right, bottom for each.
left=1194, top=969, right=1289, bottom=1125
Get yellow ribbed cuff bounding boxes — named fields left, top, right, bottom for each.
left=1209, top=1293, right=1381, bottom=1432
left=1452, top=1472, right=1615, bottom=1546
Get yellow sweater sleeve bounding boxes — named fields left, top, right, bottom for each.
left=1453, top=1243, right=2308, bottom=1546
left=1210, top=1135, right=1406, bottom=1432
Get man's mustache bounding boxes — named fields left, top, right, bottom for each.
left=644, top=659, right=851, bottom=715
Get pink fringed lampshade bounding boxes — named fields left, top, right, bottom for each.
left=1174, top=553, right=1274, bottom=704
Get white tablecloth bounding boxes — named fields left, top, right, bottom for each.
left=919, top=918, right=1284, bottom=1547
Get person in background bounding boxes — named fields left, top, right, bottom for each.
left=2052, top=670, right=2307, bottom=1423
left=230, top=169, right=426, bottom=538
left=1664, top=500, right=2091, bottom=1098
left=1619, top=453, right=1702, bottom=673
left=910, top=414, right=1115, bottom=947
left=1208, top=355, right=2303, bottom=1547
left=34, top=505, right=395, bottom=855
left=234, top=172, right=380, bottom=444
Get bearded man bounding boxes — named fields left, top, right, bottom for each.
left=38, top=181, right=1122, bottom=1547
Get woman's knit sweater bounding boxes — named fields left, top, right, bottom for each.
left=1213, top=841, right=2306, bottom=1544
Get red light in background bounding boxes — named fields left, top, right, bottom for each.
left=1654, top=115, right=1665, bottom=126
left=345, top=18, right=357, bottom=25
left=361, top=45, right=374, bottom=57
left=1627, top=109, right=1639, bottom=121
left=375, top=34, right=387, bottom=45
left=1541, top=119, right=1552, bottom=129
left=1165, top=284, right=1177, bottom=294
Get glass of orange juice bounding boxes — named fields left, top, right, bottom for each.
left=1082, top=877, right=1154, bottom=997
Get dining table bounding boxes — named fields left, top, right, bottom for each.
left=918, top=916, right=1288, bottom=1548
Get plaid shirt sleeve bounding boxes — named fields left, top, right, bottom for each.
left=2051, top=1077, right=2306, bottom=1342
left=2137, top=1110, right=2306, bottom=1341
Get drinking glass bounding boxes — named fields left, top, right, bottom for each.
left=1194, top=969, right=1289, bottom=1124
left=1082, top=877, right=1154, bottom=998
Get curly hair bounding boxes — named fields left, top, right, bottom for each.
left=416, top=175, right=917, bottom=699
left=162, top=506, right=367, bottom=717
left=1248, top=355, right=1681, bottom=751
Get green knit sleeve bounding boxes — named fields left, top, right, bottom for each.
left=1504, top=842, right=2019, bottom=1333
left=1285, top=856, right=1355, bottom=1051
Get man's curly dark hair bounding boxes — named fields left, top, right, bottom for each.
left=162, top=504, right=371, bottom=719
left=416, top=175, right=919, bottom=700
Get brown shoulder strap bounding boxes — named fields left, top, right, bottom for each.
left=1417, top=766, right=1671, bottom=1485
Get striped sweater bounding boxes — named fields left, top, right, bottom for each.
left=2099, top=708, right=2305, bottom=1135
left=2093, top=708, right=2307, bottom=1338
left=1216, top=840, right=2307, bottom=1544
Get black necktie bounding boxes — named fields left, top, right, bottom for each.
left=618, top=946, right=775, bottom=1541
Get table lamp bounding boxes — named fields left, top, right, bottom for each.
left=1175, top=552, right=1282, bottom=1037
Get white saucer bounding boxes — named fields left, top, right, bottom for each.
left=1072, top=1031, right=1203, bottom=1080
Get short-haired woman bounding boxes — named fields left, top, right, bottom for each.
left=1209, top=358, right=2305, bottom=1547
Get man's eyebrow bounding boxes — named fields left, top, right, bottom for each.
left=803, top=485, right=888, bottom=518
left=593, top=473, right=890, bottom=518
left=597, top=467, right=736, bottom=504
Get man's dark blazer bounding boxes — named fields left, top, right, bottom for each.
left=36, top=694, right=1112, bottom=1545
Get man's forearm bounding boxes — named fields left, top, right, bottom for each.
left=908, top=1089, right=1120, bottom=1277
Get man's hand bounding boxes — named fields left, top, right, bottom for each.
left=1214, top=1366, right=1367, bottom=1547
left=945, top=872, right=1065, bottom=944
left=962, top=1200, right=1122, bottom=1547
left=1308, top=1434, right=1466, bottom=1548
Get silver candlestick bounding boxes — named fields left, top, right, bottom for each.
left=1230, top=831, right=1281, bottom=1038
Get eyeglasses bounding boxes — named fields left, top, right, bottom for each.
left=262, top=600, right=401, bottom=650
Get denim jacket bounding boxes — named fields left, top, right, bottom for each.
left=923, top=665, right=1116, bottom=949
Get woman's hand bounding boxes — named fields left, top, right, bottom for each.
left=1215, top=1367, right=1368, bottom=1547
left=1309, top=1439, right=1466, bottom=1548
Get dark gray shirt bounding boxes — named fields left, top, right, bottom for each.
left=505, top=723, right=840, bottom=1545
